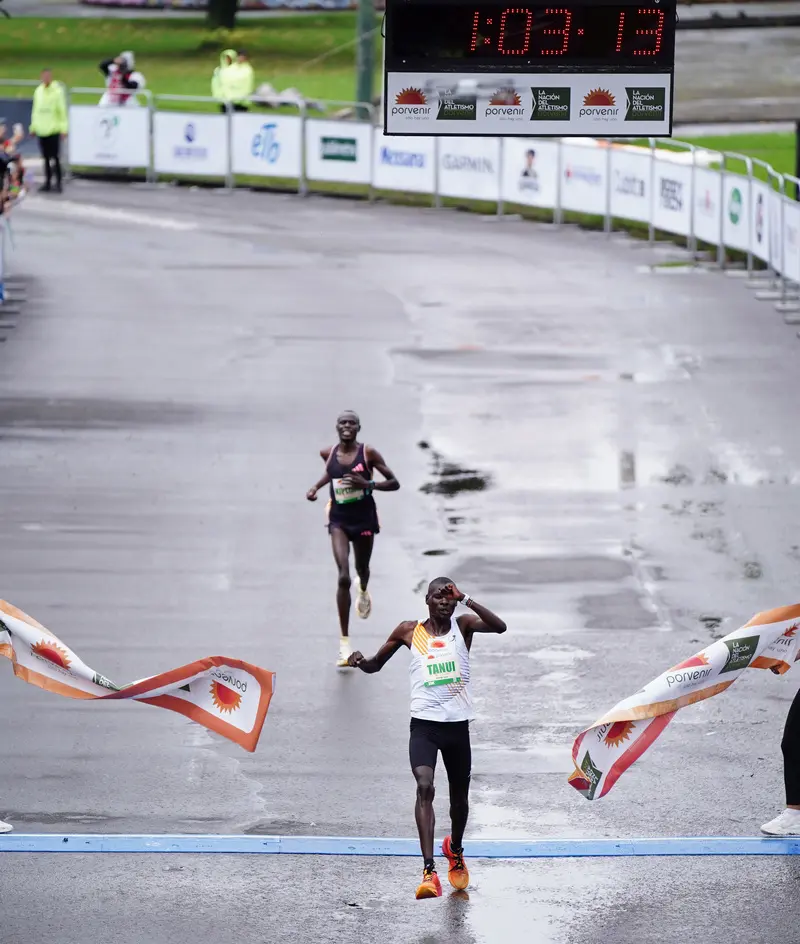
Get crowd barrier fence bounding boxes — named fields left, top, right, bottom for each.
left=5, top=81, right=800, bottom=320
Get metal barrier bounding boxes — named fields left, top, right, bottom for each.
left=7, top=74, right=800, bottom=328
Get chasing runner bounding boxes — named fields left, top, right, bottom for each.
left=306, top=411, right=399, bottom=667
left=347, top=577, right=507, bottom=898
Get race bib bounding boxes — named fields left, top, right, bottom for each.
left=423, top=633, right=461, bottom=687
left=332, top=477, right=364, bottom=504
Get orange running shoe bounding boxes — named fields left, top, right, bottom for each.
left=415, top=866, right=443, bottom=899
left=442, top=835, right=470, bottom=890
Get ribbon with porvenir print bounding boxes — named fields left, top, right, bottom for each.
left=569, top=604, right=800, bottom=800
left=0, top=600, right=275, bottom=752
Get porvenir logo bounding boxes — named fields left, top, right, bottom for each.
left=210, top=679, right=243, bottom=714
left=31, top=639, right=72, bottom=669
left=486, top=88, right=524, bottom=119
left=602, top=720, right=635, bottom=749
left=392, top=87, right=431, bottom=118
left=580, top=88, right=620, bottom=120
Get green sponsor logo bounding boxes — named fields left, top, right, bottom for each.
left=720, top=634, right=760, bottom=674
left=729, top=187, right=743, bottom=225
left=581, top=751, right=603, bottom=800
left=320, top=136, right=357, bottom=162
left=437, top=90, right=477, bottom=121
left=625, top=87, right=666, bottom=122
left=93, top=672, right=120, bottom=691
left=531, top=87, right=571, bottom=121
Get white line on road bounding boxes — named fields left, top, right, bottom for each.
left=21, top=198, right=199, bottom=232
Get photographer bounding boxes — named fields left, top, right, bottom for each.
left=99, top=51, right=146, bottom=107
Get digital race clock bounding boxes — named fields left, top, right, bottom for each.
left=383, top=0, right=676, bottom=136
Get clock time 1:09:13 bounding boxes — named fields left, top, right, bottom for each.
left=389, top=3, right=675, bottom=66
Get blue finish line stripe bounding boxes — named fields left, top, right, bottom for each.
left=1, top=835, right=799, bottom=856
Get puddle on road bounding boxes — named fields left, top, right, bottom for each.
left=418, top=442, right=493, bottom=498
left=0, top=396, right=200, bottom=430
left=453, top=554, right=631, bottom=589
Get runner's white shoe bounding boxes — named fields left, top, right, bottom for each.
left=760, top=809, right=800, bottom=836
left=356, top=586, right=372, bottom=620
left=0, top=819, right=13, bottom=834
left=336, top=636, right=352, bottom=667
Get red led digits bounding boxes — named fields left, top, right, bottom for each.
left=498, top=7, right=533, bottom=55
left=615, top=11, right=625, bottom=51
left=541, top=8, right=572, bottom=55
left=469, top=9, right=481, bottom=51
left=634, top=7, right=664, bottom=55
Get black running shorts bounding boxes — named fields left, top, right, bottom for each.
left=409, top=718, right=471, bottom=784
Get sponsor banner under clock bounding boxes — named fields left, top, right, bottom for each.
left=385, top=72, right=671, bottom=135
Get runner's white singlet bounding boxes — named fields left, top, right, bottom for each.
left=409, top=618, right=472, bottom=722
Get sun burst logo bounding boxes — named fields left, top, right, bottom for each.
left=583, top=89, right=615, bottom=107
left=31, top=639, right=71, bottom=669
left=210, top=679, right=242, bottom=714
left=784, top=624, right=799, bottom=638
left=431, top=640, right=446, bottom=648
left=395, top=88, right=427, bottom=105
left=671, top=652, right=710, bottom=671
left=490, top=89, right=521, bottom=106
left=603, top=720, right=635, bottom=749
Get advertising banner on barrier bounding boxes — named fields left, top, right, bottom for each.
left=652, top=157, right=691, bottom=238
left=304, top=119, right=372, bottom=184
left=560, top=142, right=607, bottom=216
left=438, top=137, right=501, bottom=202
left=500, top=138, right=558, bottom=210
left=722, top=176, right=750, bottom=253
left=231, top=113, right=302, bottom=179
left=153, top=112, right=228, bottom=178
left=694, top=167, right=722, bottom=247
left=609, top=147, right=650, bottom=224
left=750, top=181, right=771, bottom=265
left=783, top=198, right=800, bottom=283
left=372, top=133, right=435, bottom=194
left=770, top=188, right=783, bottom=273
left=68, top=105, right=150, bottom=169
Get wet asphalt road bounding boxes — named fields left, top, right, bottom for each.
left=2, top=183, right=800, bottom=940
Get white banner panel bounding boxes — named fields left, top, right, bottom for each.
left=770, top=188, right=783, bottom=272
left=500, top=138, right=559, bottom=210
left=652, top=157, right=691, bottom=237
left=231, top=113, right=302, bottom=179
left=560, top=142, right=607, bottom=216
left=372, top=133, right=435, bottom=194
left=722, top=175, right=750, bottom=252
left=750, top=181, right=771, bottom=265
left=385, top=73, right=671, bottom=137
left=305, top=120, right=372, bottom=184
left=783, top=198, right=800, bottom=283
left=153, top=112, right=228, bottom=177
left=693, top=167, right=722, bottom=247
left=68, top=105, right=150, bottom=168
left=438, top=137, right=501, bottom=202
left=609, top=147, right=650, bottom=224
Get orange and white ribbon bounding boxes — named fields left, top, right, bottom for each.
left=569, top=604, right=800, bottom=800
left=0, top=600, right=275, bottom=752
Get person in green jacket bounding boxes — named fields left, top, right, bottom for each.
left=211, top=48, right=236, bottom=111
left=212, top=49, right=255, bottom=114
left=29, top=68, right=68, bottom=193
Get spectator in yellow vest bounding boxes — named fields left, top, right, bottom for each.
left=29, top=68, right=68, bottom=193
left=213, top=49, right=255, bottom=114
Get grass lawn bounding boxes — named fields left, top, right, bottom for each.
left=678, top=131, right=796, bottom=179
left=0, top=16, right=382, bottom=110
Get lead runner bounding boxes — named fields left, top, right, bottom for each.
left=347, top=577, right=507, bottom=899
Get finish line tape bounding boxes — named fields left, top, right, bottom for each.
left=0, top=835, right=799, bottom=856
